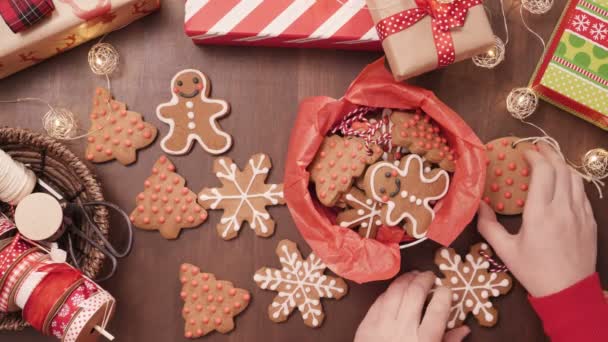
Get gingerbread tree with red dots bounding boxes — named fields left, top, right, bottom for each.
left=179, top=263, right=251, bottom=338
left=130, top=156, right=208, bottom=239
left=85, top=87, right=157, bottom=165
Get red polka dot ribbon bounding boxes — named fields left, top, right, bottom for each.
left=375, top=0, right=482, bottom=67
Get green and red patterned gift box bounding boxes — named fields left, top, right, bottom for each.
left=530, top=0, right=608, bottom=130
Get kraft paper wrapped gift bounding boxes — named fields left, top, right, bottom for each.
left=366, top=0, right=495, bottom=80
left=0, top=0, right=160, bottom=80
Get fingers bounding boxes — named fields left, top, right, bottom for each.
left=443, top=326, right=471, bottom=342
left=536, top=143, right=571, bottom=204
left=371, top=272, right=416, bottom=320
left=570, top=170, right=586, bottom=205
left=523, top=148, right=556, bottom=205
left=397, top=271, right=436, bottom=322
left=477, top=202, right=515, bottom=261
left=419, top=286, right=452, bottom=342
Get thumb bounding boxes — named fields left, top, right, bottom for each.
left=477, top=202, right=515, bottom=260
left=442, top=326, right=470, bottom=342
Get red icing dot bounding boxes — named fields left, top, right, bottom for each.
left=181, top=187, right=189, bottom=195
left=120, top=110, right=127, bottom=117
left=166, top=186, right=174, bottom=193
left=175, top=216, right=182, bottom=223
left=104, top=149, right=113, bottom=156
left=95, top=145, right=103, bottom=152
left=159, top=156, right=166, bottom=163
left=329, top=141, right=336, bottom=148
left=490, top=183, right=499, bottom=192
left=508, top=162, right=516, bottom=171
left=130, top=117, right=138, bottom=125
left=504, top=192, right=512, bottom=199
left=242, top=294, right=250, bottom=301
left=223, top=307, right=230, bottom=314
left=447, top=154, right=454, bottom=161
left=109, top=117, right=117, bottom=124
left=520, top=184, right=529, bottom=191
left=185, top=332, right=192, bottom=338
left=412, top=132, right=419, bottom=138
left=497, top=153, right=506, bottom=160
left=501, top=139, right=509, bottom=146
left=86, top=153, right=94, bottom=160
left=229, top=289, right=236, bottom=296
left=112, top=139, right=120, bottom=145
left=340, top=165, right=347, bottom=171
left=329, top=184, right=336, bottom=190
left=494, top=168, right=503, bottom=176
left=173, top=177, right=180, bottom=185
left=505, top=178, right=514, bottom=186
left=168, top=164, right=176, bottom=171
left=485, top=159, right=490, bottom=166
left=357, top=143, right=363, bottom=150
left=151, top=206, right=159, bottom=214
left=191, top=280, right=198, bottom=287
left=340, top=177, right=348, bottom=184
left=521, top=168, right=529, bottom=177
left=124, top=140, right=132, bottom=147
left=162, top=196, right=169, bottom=203
left=215, top=318, right=222, bottom=325
left=187, top=216, right=194, bottom=223
left=382, top=195, right=389, bottom=202
left=496, top=202, right=505, bottom=211
left=159, top=216, right=166, bottom=224
left=234, top=302, right=241, bottom=309
left=486, top=144, right=494, bottom=151
left=180, top=291, right=187, bottom=298
left=143, top=130, right=152, bottom=139
left=127, top=128, right=134, bottom=135
left=344, top=140, right=350, bottom=147
left=202, top=273, right=209, bottom=280
left=181, top=277, right=188, bottom=283
left=319, top=192, right=326, bottom=199
left=202, top=285, right=209, bottom=292
left=154, top=185, right=161, bottom=192
left=331, top=173, right=337, bottom=180
left=191, top=294, right=198, bottom=300
left=350, top=164, right=357, bottom=171
left=165, top=206, right=173, bottom=214
left=144, top=180, right=151, bottom=188
left=337, top=151, right=343, bottom=158
left=319, top=177, right=326, bottom=184
left=137, top=123, right=145, bottom=130
left=483, top=196, right=491, bottom=204
left=217, top=296, right=224, bottom=303
left=516, top=199, right=525, bottom=207
left=209, top=304, right=216, bottom=312
left=143, top=217, right=150, bottom=224
left=174, top=198, right=181, bottom=204
left=328, top=160, right=336, bottom=167
left=87, top=136, right=95, bottom=143
left=216, top=283, right=223, bottom=290
left=195, top=329, right=202, bottom=336
left=202, top=317, right=209, bottom=324
left=151, top=194, right=158, bottom=201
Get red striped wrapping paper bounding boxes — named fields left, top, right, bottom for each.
left=184, top=0, right=382, bottom=50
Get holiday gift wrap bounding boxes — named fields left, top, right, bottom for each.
left=0, top=0, right=160, bottom=80
left=283, top=58, right=487, bottom=283
left=366, top=0, right=494, bottom=80
left=530, top=0, right=608, bottom=130
left=184, top=0, right=381, bottom=51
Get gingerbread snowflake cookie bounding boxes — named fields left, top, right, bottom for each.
left=253, top=240, right=348, bottom=328
left=198, top=153, right=285, bottom=240
left=336, top=187, right=383, bottom=238
left=130, top=156, right=208, bottom=239
left=364, top=154, right=450, bottom=239
left=157, top=69, right=232, bottom=155
left=435, top=243, right=512, bottom=328
left=390, top=110, right=456, bottom=172
left=309, top=135, right=382, bottom=207
left=483, top=137, right=536, bottom=215
left=85, top=87, right=157, bottom=165
left=179, top=263, right=250, bottom=338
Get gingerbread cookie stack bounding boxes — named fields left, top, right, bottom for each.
left=307, top=107, right=455, bottom=240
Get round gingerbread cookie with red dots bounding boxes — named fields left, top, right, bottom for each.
left=130, top=156, right=208, bottom=239
left=179, top=263, right=251, bottom=338
left=483, top=137, right=537, bottom=215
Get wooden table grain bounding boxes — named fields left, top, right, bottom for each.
left=1, top=1, right=606, bottom=341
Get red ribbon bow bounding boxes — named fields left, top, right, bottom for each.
left=375, top=0, right=482, bottom=67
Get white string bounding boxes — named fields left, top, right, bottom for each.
left=519, top=6, right=546, bottom=50
left=512, top=123, right=605, bottom=198
left=400, top=237, right=428, bottom=249
left=499, top=0, right=509, bottom=45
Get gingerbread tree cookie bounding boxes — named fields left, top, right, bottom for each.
left=390, top=110, right=455, bottom=172
left=85, top=87, right=157, bottom=165
left=130, top=156, right=207, bottom=239
left=309, top=135, right=382, bottom=207
left=364, top=154, right=450, bottom=239
left=157, top=69, right=232, bottom=155
left=179, top=263, right=251, bottom=338
left=336, top=187, right=383, bottom=239
left=253, top=240, right=348, bottom=328
left=198, top=153, right=284, bottom=240
left=435, top=243, right=512, bottom=328
left=483, top=137, right=536, bottom=215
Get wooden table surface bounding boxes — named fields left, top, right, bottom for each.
left=1, top=1, right=606, bottom=341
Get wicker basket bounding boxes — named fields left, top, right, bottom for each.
left=0, top=127, right=109, bottom=331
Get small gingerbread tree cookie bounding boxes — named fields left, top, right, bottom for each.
left=390, top=110, right=455, bottom=172
left=179, top=263, right=250, bottom=338
left=85, top=87, right=157, bottom=165
left=435, top=243, right=512, bottom=329
left=130, top=156, right=207, bottom=239
left=253, top=240, right=348, bottom=328
left=198, top=153, right=285, bottom=240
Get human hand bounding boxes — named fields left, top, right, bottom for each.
left=354, top=271, right=470, bottom=342
left=478, top=143, right=597, bottom=297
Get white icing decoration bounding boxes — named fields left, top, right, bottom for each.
left=436, top=245, right=512, bottom=328
left=367, top=154, right=450, bottom=238
left=252, top=243, right=346, bottom=328
left=415, top=199, right=422, bottom=205
left=198, top=154, right=284, bottom=238
left=186, top=101, right=193, bottom=108
left=400, top=190, right=408, bottom=198
left=339, top=193, right=382, bottom=236
left=187, top=111, right=195, bottom=119
left=188, top=122, right=196, bottom=129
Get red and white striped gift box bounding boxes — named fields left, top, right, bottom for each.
left=184, top=0, right=382, bottom=50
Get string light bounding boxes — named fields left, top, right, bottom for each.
left=472, top=36, right=506, bottom=68
left=521, top=0, right=554, bottom=14
left=42, top=107, right=78, bottom=139
left=506, top=87, right=538, bottom=119
left=88, top=42, right=119, bottom=76
left=582, top=148, right=608, bottom=180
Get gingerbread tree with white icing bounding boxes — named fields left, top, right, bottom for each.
left=85, top=87, right=157, bottom=165
left=130, top=156, right=207, bottom=239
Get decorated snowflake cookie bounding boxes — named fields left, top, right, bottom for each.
left=198, top=153, right=285, bottom=240
left=435, top=243, right=512, bottom=328
left=336, top=187, right=383, bottom=238
left=253, top=240, right=348, bottom=328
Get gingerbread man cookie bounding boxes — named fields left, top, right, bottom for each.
left=483, top=137, right=536, bottom=215
left=157, top=69, right=232, bottom=155
left=309, top=135, right=382, bottom=207
left=364, top=154, right=450, bottom=239
left=390, top=110, right=456, bottom=172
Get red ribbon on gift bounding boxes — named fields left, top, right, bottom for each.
left=375, top=0, right=482, bottom=67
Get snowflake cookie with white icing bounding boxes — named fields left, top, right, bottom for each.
left=198, top=153, right=285, bottom=240
left=336, top=187, right=383, bottom=239
left=253, top=239, right=348, bottom=328
left=435, top=242, right=512, bottom=328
